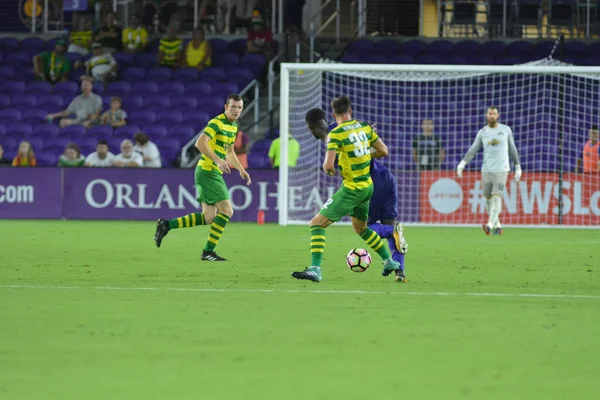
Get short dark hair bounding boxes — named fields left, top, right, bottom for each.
left=97, top=139, right=108, bottom=146
left=488, top=106, right=499, bottom=112
left=134, top=132, right=149, bottom=145
left=111, top=96, right=122, bottom=105
left=591, top=125, right=599, bottom=131
left=305, top=108, right=326, bottom=125
left=66, top=142, right=81, bottom=156
left=227, top=94, right=243, bottom=104
left=331, top=96, right=352, bottom=115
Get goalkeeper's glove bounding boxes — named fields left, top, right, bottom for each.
left=514, top=165, right=522, bottom=182
left=456, top=160, right=466, bottom=178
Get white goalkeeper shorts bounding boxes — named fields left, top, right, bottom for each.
left=482, top=172, right=508, bottom=198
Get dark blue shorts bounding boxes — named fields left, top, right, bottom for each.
left=368, top=169, right=398, bottom=225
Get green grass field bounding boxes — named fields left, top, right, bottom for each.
left=1, top=221, right=599, bottom=399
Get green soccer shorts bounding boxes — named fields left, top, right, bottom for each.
left=319, top=185, right=374, bottom=222
left=195, top=167, right=230, bottom=205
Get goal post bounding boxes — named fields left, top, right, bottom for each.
left=278, top=62, right=600, bottom=228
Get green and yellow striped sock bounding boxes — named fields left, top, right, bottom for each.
left=310, top=225, right=326, bottom=267
left=168, top=213, right=206, bottom=229
left=359, top=227, right=391, bottom=261
left=203, top=213, right=230, bottom=252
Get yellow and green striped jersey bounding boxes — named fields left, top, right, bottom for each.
left=159, top=37, right=182, bottom=66
left=326, top=119, right=379, bottom=190
left=198, top=113, right=238, bottom=173
left=70, top=30, right=93, bottom=48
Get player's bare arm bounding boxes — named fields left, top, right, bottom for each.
left=370, top=137, right=388, bottom=159
left=196, top=133, right=231, bottom=173
left=323, top=149, right=336, bottom=176
left=226, top=145, right=251, bottom=185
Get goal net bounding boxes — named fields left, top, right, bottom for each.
left=278, top=61, right=600, bottom=228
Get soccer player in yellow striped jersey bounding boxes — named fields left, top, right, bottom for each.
left=292, top=96, right=402, bottom=282
left=154, top=94, right=251, bottom=261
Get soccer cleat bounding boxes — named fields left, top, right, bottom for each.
left=382, top=259, right=401, bottom=277
left=492, top=227, right=503, bottom=235
left=201, top=251, right=227, bottom=261
left=395, top=270, right=407, bottom=283
left=393, top=223, right=408, bottom=255
left=154, top=219, right=169, bottom=248
left=291, top=267, right=322, bottom=282
left=482, top=224, right=491, bottom=236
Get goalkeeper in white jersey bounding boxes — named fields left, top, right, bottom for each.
left=456, top=106, right=522, bottom=235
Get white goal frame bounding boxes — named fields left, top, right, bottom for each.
left=278, top=63, right=600, bottom=227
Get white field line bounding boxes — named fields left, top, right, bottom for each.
left=1, top=285, right=599, bottom=300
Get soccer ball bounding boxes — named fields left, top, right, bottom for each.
left=346, top=248, right=372, bottom=273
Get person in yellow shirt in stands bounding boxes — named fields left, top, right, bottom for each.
left=158, top=24, right=183, bottom=68
left=122, top=15, right=148, bottom=53
left=68, top=17, right=93, bottom=56
left=268, top=134, right=300, bottom=168
left=182, top=27, right=212, bottom=70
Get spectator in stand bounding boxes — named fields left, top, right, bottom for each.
left=58, top=143, right=85, bottom=167
left=182, top=26, right=211, bottom=71
left=95, top=11, right=122, bottom=53
left=133, top=132, right=162, bottom=168
left=122, top=15, right=148, bottom=53
left=268, top=134, right=300, bottom=168
left=68, top=16, right=93, bottom=56
left=234, top=129, right=249, bottom=169
left=0, top=145, right=11, bottom=166
left=114, top=139, right=143, bottom=167
left=47, top=79, right=103, bottom=128
left=412, top=118, right=444, bottom=170
left=158, top=24, right=183, bottom=68
left=101, top=96, right=127, bottom=128
left=33, top=39, right=71, bottom=83
left=85, top=139, right=116, bottom=167
left=12, top=141, right=36, bottom=167
left=247, top=15, right=274, bottom=61
left=577, top=126, right=600, bottom=173
left=84, top=42, right=118, bottom=84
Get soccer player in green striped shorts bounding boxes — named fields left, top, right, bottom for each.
left=154, top=94, right=251, bottom=261
left=292, top=96, right=401, bottom=282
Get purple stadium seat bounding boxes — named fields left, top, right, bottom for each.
left=586, top=41, right=600, bottom=56
left=26, top=81, right=52, bottom=95
left=346, top=39, right=374, bottom=54
left=43, top=137, right=70, bottom=150
left=0, top=65, right=15, bottom=79
left=479, top=40, right=506, bottom=56
left=146, top=67, right=173, bottom=82
left=0, top=137, right=17, bottom=152
left=241, top=53, right=266, bottom=73
left=214, top=52, right=240, bottom=68
left=23, top=109, right=47, bottom=122
left=159, top=82, right=185, bottom=95
left=373, top=39, right=401, bottom=55
left=172, top=68, right=199, bottom=82
left=0, top=37, right=19, bottom=51
left=1, top=81, right=26, bottom=95
left=428, top=40, right=453, bottom=55
left=53, top=81, right=78, bottom=95
left=496, top=55, right=522, bottom=65
left=101, top=96, right=112, bottom=110
left=359, top=54, right=387, bottom=64
left=340, top=53, right=359, bottom=63
left=128, top=110, right=156, bottom=125
left=11, top=94, right=37, bottom=108
left=112, top=52, right=135, bottom=67
left=0, top=124, right=6, bottom=136
left=402, top=39, right=427, bottom=56
left=155, top=110, right=183, bottom=124
left=227, top=67, right=254, bottom=83
left=5, top=52, right=31, bottom=66
left=37, top=152, right=58, bottom=166
left=0, top=94, right=10, bottom=108
left=6, top=122, right=33, bottom=137
left=38, top=94, right=65, bottom=110
left=0, top=109, right=22, bottom=121
left=33, top=124, right=60, bottom=138
left=170, top=95, right=197, bottom=110
left=27, top=136, right=45, bottom=150
left=227, top=38, right=248, bottom=55
left=416, top=54, right=442, bottom=64
left=20, top=37, right=45, bottom=51
left=209, top=38, right=228, bottom=54
left=250, top=139, right=271, bottom=157
left=441, top=54, right=468, bottom=65
left=506, top=41, right=534, bottom=57
left=564, top=41, right=586, bottom=58
left=211, top=82, right=238, bottom=94
left=121, top=94, right=143, bottom=110
left=143, top=125, right=169, bottom=139
left=122, top=67, right=147, bottom=82
left=574, top=56, right=600, bottom=66
left=453, top=40, right=480, bottom=56
left=68, top=70, right=85, bottom=82
left=134, top=53, right=157, bottom=68
left=78, top=137, right=98, bottom=149
left=248, top=154, right=271, bottom=169
left=61, top=125, right=86, bottom=139
left=113, top=125, right=140, bottom=139
left=87, top=125, right=113, bottom=138
left=168, top=124, right=195, bottom=139
left=143, top=95, right=170, bottom=109
left=533, top=41, right=555, bottom=58
left=468, top=54, right=495, bottom=65
left=388, top=54, right=414, bottom=64
left=183, top=109, right=209, bottom=123
left=106, top=81, right=132, bottom=96
left=199, top=67, right=226, bottom=82
left=65, top=52, right=83, bottom=65
left=132, top=81, right=159, bottom=94
left=107, top=137, right=124, bottom=151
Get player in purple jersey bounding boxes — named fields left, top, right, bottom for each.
left=305, top=108, right=407, bottom=282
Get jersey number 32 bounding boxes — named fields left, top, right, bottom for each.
left=349, top=131, right=369, bottom=157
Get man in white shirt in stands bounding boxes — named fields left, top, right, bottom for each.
left=133, top=132, right=162, bottom=168
left=85, top=139, right=115, bottom=167
left=113, top=139, right=143, bottom=167
left=85, top=42, right=118, bottom=84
